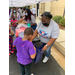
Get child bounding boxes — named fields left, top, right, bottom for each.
left=10, top=15, right=17, bottom=43
left=9, top=26, right=15, bottom=55
left=11, top=15, right=17, bottom=26
left=13, top=28, right=36, bottom=75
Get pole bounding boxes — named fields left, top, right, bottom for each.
left=63, top=8, right=65, bottom=18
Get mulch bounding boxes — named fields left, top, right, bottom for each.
left=58, top=23, right=65, bottom=30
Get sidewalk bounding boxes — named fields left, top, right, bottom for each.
left=56, top=29, right=65, bottom=48
left=36, top=17, right=65, bottom=55
left=54, top=29, right=65, bottom=56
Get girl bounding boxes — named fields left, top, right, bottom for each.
left=10, top=15, right=17, bottom=32
left=9, top=26, right=15, bottom=55
left=16, top=9, right=37, bottom=30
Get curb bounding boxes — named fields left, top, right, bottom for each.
left=53, top=41, right=65, bottom=56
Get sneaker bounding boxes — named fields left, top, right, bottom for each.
left=11, top=51, right=14, bottom=53
left=43, top=56, right=49, bottom=63
left=31, top=73, right=34, bottom=75
left=9, top=53, right=11, bottom=55
left=21, top=74, right=34, bottom=75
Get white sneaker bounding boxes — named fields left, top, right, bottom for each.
left=43, top=56, right=49, bottom=63
left=31, top=73, right=34, bottom=75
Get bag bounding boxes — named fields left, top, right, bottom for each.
left=15, top=27, right=26, bottom=37
left=33, top=43, right=44, bottom=64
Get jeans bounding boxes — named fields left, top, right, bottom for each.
left=11, top=26, right=16, bottom=42
left=40, top=42, right=54, bottom=58
left=31, top=23, right=37, bottom=30
left=19, top=63, right=31, bottom=75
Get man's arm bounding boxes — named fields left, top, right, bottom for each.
left=30, top=30, right=38, bottom=42
left=30, top=23, right=36, bottom=26
left=43, top=25, right=59, bottom=51
left=16, top=18, right=24, bottom=23
left=47, top=38, right=56, bottom=47
left=42, top=38, right=56, bottom=51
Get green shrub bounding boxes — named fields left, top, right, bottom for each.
left=59, top=18, right=65, bottom=27
left=52, top=16, right=63, bottom=23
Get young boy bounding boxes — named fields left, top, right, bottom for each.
left=13, top=28, right=36, bottom=75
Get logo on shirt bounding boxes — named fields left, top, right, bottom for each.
left=38, top=30, right=48, bottom=38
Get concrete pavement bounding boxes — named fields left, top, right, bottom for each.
left=9, top=42, right=65, bottom=75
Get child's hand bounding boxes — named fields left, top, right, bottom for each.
left=13, top=45, right=15, bottom=47
left=9, top=26, right=11, bottom=30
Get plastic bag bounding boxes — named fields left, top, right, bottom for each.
left=33, top=43, right=44, bottom=64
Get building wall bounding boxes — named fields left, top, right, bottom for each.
left=50, top=0, right=65, bottom=17
left=39, top=2, right=51, bottom=15
left=39, top=3, right=45, bottom=15
left=45, top=2, right=51, bottom=12
left=30, top=5, right=33, bottom=9
left=30, top=0, right=65, bottom=17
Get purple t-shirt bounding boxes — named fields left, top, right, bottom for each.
left=13, top=37, right=36, bottom=65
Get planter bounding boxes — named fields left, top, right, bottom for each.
left=58, top=23, right=65, bottom=30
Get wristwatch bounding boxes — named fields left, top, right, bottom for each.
left=45, top=44, right=49, bottom=48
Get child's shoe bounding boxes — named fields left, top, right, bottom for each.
left=11, top=51, right=14, bottom=53
left=21, top=73, right=34, bottom=75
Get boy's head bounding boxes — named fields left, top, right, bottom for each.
left=24, top=28, right=33, bottom=40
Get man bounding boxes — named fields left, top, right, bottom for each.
left=30, top=12, right=59, bottom=63
left=18, top=7, right=23, bottom=18
left=31, top=6, right=36, bottom=18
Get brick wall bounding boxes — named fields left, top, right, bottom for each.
left=50, top=0, right=65, bottom=17
left=30, top=0, right=65, bottom=17
left=39, top=3, right=45, bottom=15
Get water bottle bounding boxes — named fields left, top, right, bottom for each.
left=27, top=23, right=31, bottom=28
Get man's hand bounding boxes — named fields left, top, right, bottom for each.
left=42, top=45, right=48, bottom=51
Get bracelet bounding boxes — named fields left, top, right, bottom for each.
left=45, top=44, right=49, bottom=48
